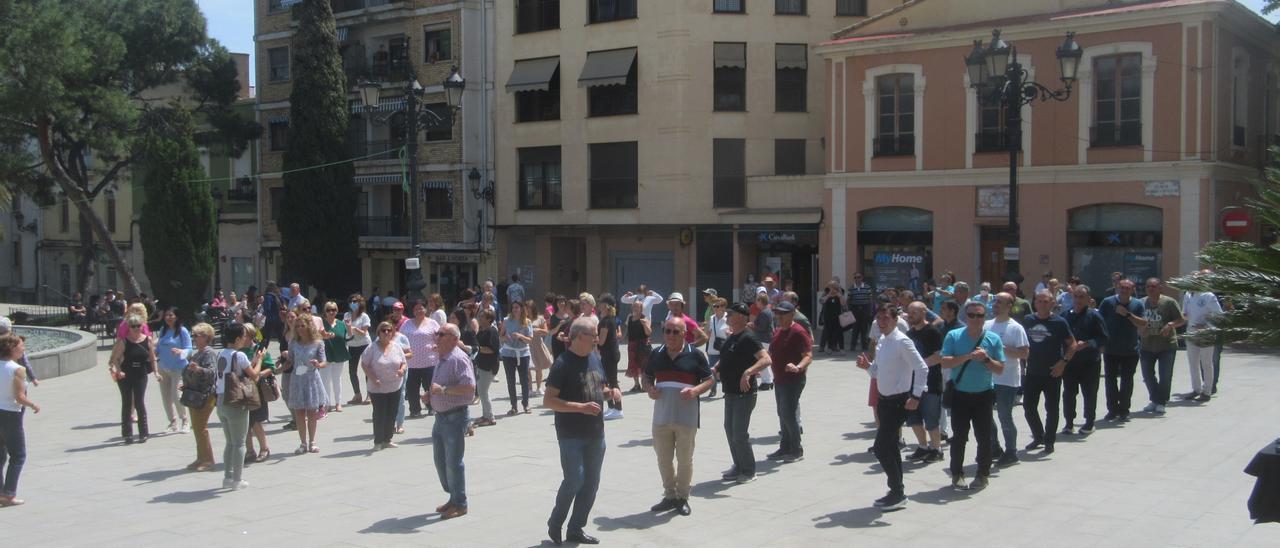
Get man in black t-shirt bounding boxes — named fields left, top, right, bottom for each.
left=905, top=302, right=944, bottom=463
left=544, top=317, right=620, bottom=546
left=1022, top=291, right=1077, bottom=454
left=717, top=303, right=772, bottom=484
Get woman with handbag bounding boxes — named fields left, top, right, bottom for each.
left=344, top=294, right=372, bottom=406
left=241, top=324, right=275, bottom=464
left=819, top=280, right=848, bottom=354
left=215, top=322, right=263, bottom=490
left=596, top=294, right=624, bottom=420
left=181, top=323, right=219, bottom=471
left=108, top=314, right=157, bottom=444
left=284, top=313, right=328, bottom=455
left=361, top=321, right=407, bottom=450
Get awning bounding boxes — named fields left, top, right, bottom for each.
left=337, top=26, right=349, bottom=43
left=713, top=43, right=746, bottom=69
left=348, top=97, right=406, bottom=114
left=354, top=174, right=403, bottom=186
left=578, top=48, right=637, bottom=88
left=423, top=180, right=451, bottom=190
left=776, top=45, right=806, bottom=70
left=506, top=57, right=560, bottom=93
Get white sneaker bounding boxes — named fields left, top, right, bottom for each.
left=1142, top=402, right=1158, bottom=413
left=179, top=420, right=190, bottom=434
left=602, top=409, right=623, bottom=421
left=233, top=480, right=250, bottom=490
left=166, top=420, right=178, bottom=433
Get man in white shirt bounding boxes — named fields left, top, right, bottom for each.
left=621, top=285, right=665, bottom=322
left=1174, top=277, right=1223, bottom=402
left=857, top=303, right=927, bottom=512
left=985, top=293, right=1029, bottom=467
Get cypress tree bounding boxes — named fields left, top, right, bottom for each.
left=279, top=0, right=358, bottom=296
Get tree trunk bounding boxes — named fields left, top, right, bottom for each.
left=76, top=210, right=96, bottom=296
left=37, top=117, right=143, bottom=299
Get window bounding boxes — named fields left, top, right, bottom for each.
left=714, top=0, right=744, bottom=13
left=516, top=0, right=560, bottom=33
left=875, top=74, right=914, bottom=156
left=268, top=47, right=290, bottom=82
left=775, top=43, right=806, bottom=112
left=423, top=103, right=453, bottom=141
left=516, top=67, right=561, bottom=122
left=589, top=141, right=638, bottom=209
left=1092, top=54, right=1141, bottom=147
left=267, top=0, right=290, bottom=13
left=106, top=193, right=117, bottom=232
left=231, top=258, right=255, bottom=296
left=714, top=42, right=746, bottom=111
left=976, top=101, right=1017, bottom=152
left=836, top=0, right=866, bottom=16
left=588, top=57, right=637, bottom=117
left=424, top=186, right=453, bottom=219
left=270, top=187, right=284, bottom=221
left=106, top=267, right=117, bottom=290
left=60, top=197, right=69, bottom=232
left=775, top=139, right=805, bottom=175
left=424, top=25, right=451, bottom=63
left=713, top=138, right=745, bottom=207
left=269, top=120, right=289, bottom=151
left=588, top=0, right=636, bottom=23
left=519, top=146, right=562, bottom=209
left=775, top=0, right=805, bottom=15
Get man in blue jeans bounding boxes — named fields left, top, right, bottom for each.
left=1136, top=278, right=1183, bottom=414
left=766, top=301, right=813, bottom=463
left=544, top=317, right=621, bottom=546
left=716, top=303, right=771, bottom=483
left=427, top=324, right=475, bottom=519
left=984, top=293, right=1028, bottom=466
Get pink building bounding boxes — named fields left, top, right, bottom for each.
left=816, top=0, right=1277, bottom=295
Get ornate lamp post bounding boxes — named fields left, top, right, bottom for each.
left=966, top=29, right=1082, bottom=285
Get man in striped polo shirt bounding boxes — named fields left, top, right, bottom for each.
left=643, top=318, right=714, bottom=517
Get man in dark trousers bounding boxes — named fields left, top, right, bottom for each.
left=1097, top=279, right=1145, bottom=422
left=857, top=303, right=928, bottom=510
left=1022, top=291, right=1076, bottom=454
left=1062, top=285, right=1108, bottom=435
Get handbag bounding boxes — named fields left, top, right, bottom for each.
left=838, top=311, right=857, bottom=328
left=257, top=374, right=280, bottom=403
left=942, top=331, right=986, bottom=409
left=180, top=387, right=211, bottom=408
left=219, top=350, right=261, bottom=410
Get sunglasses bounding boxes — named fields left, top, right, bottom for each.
left=128, top=324, right=142, bottom=329
left=966, top=312, right=986, bottom=319
left=663, top=328, right=685, bottom=335
left=378, top=328, right=393, bottom=334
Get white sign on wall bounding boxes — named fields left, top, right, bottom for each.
left=1144, top=180, right=1180, bottom=198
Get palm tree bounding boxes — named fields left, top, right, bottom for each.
left=1169, top=153, right=1280, bottom=347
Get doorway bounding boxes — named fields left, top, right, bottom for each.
left=611, top=251, right=674, bottom=322
left=549, top=237, right=586, bottom=297
left=979, top=225, right=1010, bottom=287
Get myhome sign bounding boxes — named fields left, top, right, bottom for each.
left=874, top=252, right=925, bottom=265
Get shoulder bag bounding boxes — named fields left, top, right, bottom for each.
left=942, top=331, right=986, bottom=409
left=219, top=349, right=261, bottom=410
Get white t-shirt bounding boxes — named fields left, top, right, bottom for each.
left=345, top=312, right=372, bottom=347
left=706, top=313, right=729, bottom=356
left=0, top=360, right=22, bottom=412
left=431, top=309, right=448, bottom=328
left=1181, top=292, right=1223, bottom=333
left=214, top=348, right=251, bottom=399
left=985, top=318, right=1028, bottom=388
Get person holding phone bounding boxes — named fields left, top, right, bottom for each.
left=284, top=313, right=328, bottom=455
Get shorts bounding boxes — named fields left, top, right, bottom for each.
left=906, top=392, right=942, bottom=430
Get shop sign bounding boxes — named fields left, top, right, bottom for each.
left=758, top=232, right=798, bottom=243
left=424, top=253, right=480, bottom=264
left=870, top=251, right=926, bottom=291
left=976, top=186, right=1010, bottom=217
left=1122, top=252, right=1160, bottom=284
left=1144, top=180, right=1180, bottom=197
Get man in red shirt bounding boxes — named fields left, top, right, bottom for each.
left=766, top=300, right=813, bottom=463
left=665, top=293, right=708, bottom=347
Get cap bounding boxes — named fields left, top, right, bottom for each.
left=954, top=282, right=970, bottom=292
left=0, top=316, right=11, bottom=334
left=667, top=292, right=685, bottom=304
left=727, top=303, right=751, bottom=316
left=763, top=276, right=775, bottom=283
left=774, top=300, right=796, bottom=314
left=702, top=288, right=718, bottom=296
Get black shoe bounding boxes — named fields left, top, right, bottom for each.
left=123, top=436, right=134, bottom=445
left=283, top=421, right=297, bottom=431
left=906, top=447, right=930, bottom=461
left=409, top=412, right=422, bottom=419
left=1177, top=392, right=1199, bottom=400
left=1212, top=386, right=1218, bottom=395
left=721, top=468, right=740, bottom=481
left=766, top=448, right=789, bottom=461
left=1102, top=413, right=1117, bottom=422
left=1118, top=414, right=1131, bottom=423
left=922, top=449, right=944, bottom=463
left=1043, top=443, right=1055, bottom=454
left=548, top=527, right=562, bottom=546
left=244, top=451, right=256, bottom=465
left=1080, top=422, right=1095, bottom=434
left=874, top=491, right=907, bottom=511
left=676, top=499, right=691, bottom=516
left=1194, top=393, right=1210, bottom=403
left=565, top=532, right=599, bottom=545
left=1025, top=439, right=1043, bottom=451
left=996, top=453, right=1020, bottom=467
left=783, top=450, right=805, bottom=463
left=991, top=447, right=1005, bottom=461
left=650, top=498, right=678, bottom=512
left=1061, top=425, right=1075, bottom=435
left=968, top=476, right=989, bottom=491
left=138, top=434, right=149, bottom=443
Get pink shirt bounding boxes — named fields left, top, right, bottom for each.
left=400, top=317, right=440, bottom=369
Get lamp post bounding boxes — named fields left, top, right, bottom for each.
left=358, top=63, right=465, bottom=298
left=468, top=167, right=495, bottom=250
left=966, top=29, right=1082, bottom=286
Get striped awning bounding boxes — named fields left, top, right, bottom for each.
left=354, top=173, right=403, bottom=186
left=348, top=98, right=406, bottom=114
left=337, top=26, right=349, bottom=43
left=714, top=43, right=746, bottom=69
left=423, top=180, right=451, bottom=190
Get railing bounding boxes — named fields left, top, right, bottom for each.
left=974, top=130, right=1020, bottom=153
left=357, top=215, right=407, bottom=237
left=873, top=134, right=915, bottom=157
left=370, top=58, right=411, bottom=82
left=348, top=139, right=403, bottom=161
left=1089, top=122, right=1142, bottom=147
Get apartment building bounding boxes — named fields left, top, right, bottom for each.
left=495, top=0, right=890, bottom=315
left=255, top=0, right=494, bottom=301
left=817, top=0, right=1279, bottom=296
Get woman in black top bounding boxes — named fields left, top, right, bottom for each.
left=625, top=300, right=651, bottom=393
left=108, top=314, right=156, bottom=444
left=596, top=294, right=623, bottom=415
left=453, top=308, right=478, bottom=356
left=473, top=310, right=501, bottom=427
left=548, top=296, right=571, bottom=359
left=819, top=280, right=847, bottom=353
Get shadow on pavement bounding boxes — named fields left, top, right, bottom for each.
left=749, top=435, right=780, bottom=445
left=909, top=484, right=972, bottom=506
left=359, top=513, right=441, bottom=534
left=811, top=506, right=892, bottom=529
left=321, top=448, right=378, bottom=459
left=830, top=451, right=878, bottom=466
left=126, top=468, right=191, bottom=484
left=149, top=488, right=222, bottom=504
left=333, top=434, right=374, bottom=442
left=70, top=422, right=118, bottom=431
left=842, top=430, right=876, bottom=441
left=593, top=509, right=677, bottom=531
left=65, top=440, right=125, bottom=453
left=617, top=438, right=653, bottom=448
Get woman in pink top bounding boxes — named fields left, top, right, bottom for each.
left=116, top=303, right=152, bottom=339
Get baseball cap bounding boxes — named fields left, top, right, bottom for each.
left=0, top=316, right=11, bottom=334
left=727, top=303, right=751, bottom=316
left=667, top=292, right=685, bottom=304
left=774, top=300, right=796, bottom=314
left=702, top=288, right=718, bottom=296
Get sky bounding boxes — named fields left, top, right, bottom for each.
left=199, top=0, right=1280, bottom=91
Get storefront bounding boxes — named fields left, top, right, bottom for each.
left=734, top=228, right=818, bottom=314
left=857, top=207, right=933, bottom=293
left=1067, top=203, right=1163, bottom=297
left=424, top=251, right=481, bottom=307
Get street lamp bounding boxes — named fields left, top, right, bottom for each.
left=965, top=29, right=1081, bottom=286
left=357, top=62, right=465, bottom=298
left=468, top=167, right=494, bottom=250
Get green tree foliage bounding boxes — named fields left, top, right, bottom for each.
left=136, top=108, right=216, bottom=321
left=0, top=0, right=257, bottom=297
left=279, top=0, right=359, bottom=296
left=1170, top=153, right=1280, bottom=347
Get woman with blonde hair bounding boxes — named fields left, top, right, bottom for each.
left=284, top=312, right=328, bottom=454
left=499, top=299, right=533, bottom=415
left=320, top=301, right=350, bottom=413
left=108, top=314, right=156, bottom=444
left=428, top=293, right=448, bottom=327
left=115, top=303, right=151, bottom=340
left=182, top=322, right=219, bottom=470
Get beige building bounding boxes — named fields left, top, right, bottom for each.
left=254, top=0, right=495, bottom=302
left=495, top=0, right=892, bottom=314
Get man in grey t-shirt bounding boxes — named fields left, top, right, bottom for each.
left=642, top=318, right=714, bottom=517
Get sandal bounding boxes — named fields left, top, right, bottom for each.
left=308, top=443, right=319, bottom=454
left=395, top=426, right=405, bottom=434
left=255, top=449, right=271, bottom=463
left=466, top=425, right=476, bottom=437
left=295, top=444, right=308, bottom=455
left=195, top=462, right=213, bottom=472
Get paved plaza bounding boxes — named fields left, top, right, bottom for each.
left=2, top=344, right=1278, bottom=547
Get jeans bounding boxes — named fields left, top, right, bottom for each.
left=1103, top=354, right=1139, bottom=417
left=874, top=393, right=910, bottom=494
left=190, top=395, right=216, bottom=465
left=774, top=380, right=805, bottom=455
left=370, top=392, right=398, bottom=445
left=432, top=406, right=469, bottom=508
left=117, top=374, right=149, bottom=438
left=406, top=367, right=434, bottom=415
left=1185, top=341, right=1215, bottom=395
left=906, top=392, right=941, bottom=430
left=0, top=410, right=25, bottom=497
left=1063, top=359, right=1100, bottom=426
left=217, top=400, right=249, bottom=482
left=1023, top=375, right=1061, bottom=445
left=549, top=436, right=606, bottom=536
left=990, top=385, right=1018, bottom=454
left=1140, top=349, right=1176, bottom=405
left=949, top=389, right=994, bottom=478
left=476, top=369, right=496, bottom=420
left=156, top=369, right=187, bottom=424
left=503, top=355, right=531, bottom=410
left=348, top=344, right=367, bottom=398
left=653, top=423, right=697, bottom=500
left=723, top=393, right=757, bottom=476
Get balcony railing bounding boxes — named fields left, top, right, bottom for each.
left=370, top=58, right=411, bottom=82
left=357, top=215, right=406, bottom=237
left=974, top=130, right=1021, bottom=153
left=873, top=134, right=915, bottom=157
left=1090, top=122, right=1142, bottom=147
left=348, top=139, right=403, bottom=161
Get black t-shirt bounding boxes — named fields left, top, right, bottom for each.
left=717, top=331, right=763, bottom=395
left=551, top=315, right=571, bottom=359
left=907, top=324, right=944, bottom=394
left=546, top=350, right=607, bottom=440
left=475, top=325, right=501, bottom=374
left=1022, top=313, right=1074, bottom=376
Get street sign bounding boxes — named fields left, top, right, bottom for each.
left=1222, top=208, right=1251, bottom=239
left=1003, top=247, right=1020, bottom=261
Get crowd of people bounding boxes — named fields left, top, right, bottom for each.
left=0, top=267, right=1230, bottom=544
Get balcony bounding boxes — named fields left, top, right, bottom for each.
left=348, top=139, right=403, bottom=161
left=370, top=58, right=411, bottom=82
left=357, top=215, right=406, bottom=237
left=873, top=134, right=915, bottom=157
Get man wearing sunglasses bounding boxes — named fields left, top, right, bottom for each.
left=940, top=301, right=1005, bottom=491
left=642, top=318, right=713, bottom=517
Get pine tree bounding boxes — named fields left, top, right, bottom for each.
left=136, top=108, right=217, bottom=321
left=279, top=0, right=358, bottom=297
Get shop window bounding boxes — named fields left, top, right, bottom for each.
left=875, top=74, right=914, bottom=156
left=714, top=42, right=746, bottom=111
left=714, top=138, right=745, bottom=207
left=1068, top=203, right=1163, bottom=297
left=775, top=44, right=807, bottom=112
left=1092, top=53, right=1141, bottom=147
left=589, top=141, right=637, bottom=209
left=519, top=146, right=562, bottom=209
left=857, top=207, right=933, bottom=292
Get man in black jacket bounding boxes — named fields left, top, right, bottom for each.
left=1062, top=285, right=1108, bottom=435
